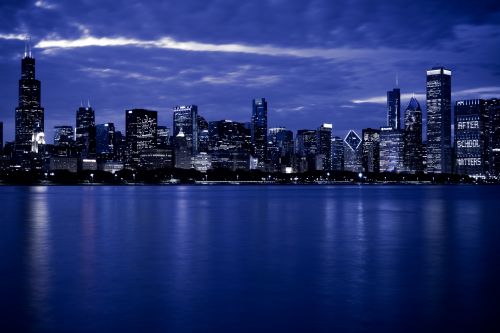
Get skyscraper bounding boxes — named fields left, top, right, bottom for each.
left=387, top=88, right=401, bottom=129
left=54, top=125, right=74, bottom=146
left=76, top=103, right=96, bottom=158
left=379, top=127, right=405, bottom=172
left=268, top=127, right=294, bottom=172
left=295, top=129, right=317, bottom=172
left=487, top=99, right=500, bottom=177
left=317, top=124, right=332, bottom=171
left=331, top=136, right=344, bottom=171
left=174, top=129, right=191, bottom=169
left=126, top=109, right=158, bottom=164
left=0, top=121, right=3, bottom=153
left=362, top=128, right=380, bottom=173
left=426, top=67, right=452, bottom=173
left=173, top=105, right=198, bottom=155
left=251, top=98, right=268, bottom=169
left=15, top=41, right=45, bottom=152
left=157, top=126, right=170, bottom=148
left=96, top=123, right=115, bottom=160
left=454, top=99, right=488, bottom=177
left=404, top=97, right=423, bottom=173
left=343, top=130, right=362, bottom=172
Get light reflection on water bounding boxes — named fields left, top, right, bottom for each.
left=27, top=186, right=50, bottom=325
left=1, top=185, right=499, bottom=333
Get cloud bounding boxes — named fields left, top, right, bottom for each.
left=352, top=87, right=500, bottom=105
left=34, top=0, right=57, bottom=10
left=0, top=33, right=27, bottom=40
left=34, top=33, right=445, bottom=61
left=199, top=65, right=281, bottom=87
left=352, top=93, right=426, bottom=104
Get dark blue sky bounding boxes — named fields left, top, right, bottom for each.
left=0, top=0, right=499, bottom=142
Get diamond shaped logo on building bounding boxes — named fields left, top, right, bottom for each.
left=344, top=130, right=361, bottom=151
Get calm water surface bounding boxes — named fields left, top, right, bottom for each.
left=1, top=185, right=499, bottom=332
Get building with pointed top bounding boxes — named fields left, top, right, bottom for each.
left=404, top=97, right=424, bottom=173
left=15, top=38, right=45, bottom=153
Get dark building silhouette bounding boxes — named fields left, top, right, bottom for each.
left=404, top=97, right=423, bottom=173
left=251, top=98, right=268, bottom=169
left=96, top=123, right=115, bottom=160
left=174, top=129, right=191, bottom=169
left=173, top=105, right=198, bottom=155
left=454, top=99, right=488, bottom=177
left=426, top=67, right=452, bottom=173
left=208, top=120, right=251, bottom=170
left=76, top=103, right=96, bottom=158
left=15, top=42, right=45, bottom=153
left=268, top=127, right=294, bottom=172
left=53, top=125, right=74, bottom=146
left=295, top=129, right=317, bottom=172
left=157, top=126, right=170, bottom=148
left=126, top=109, right=157, bottom=164
left=331, top=136, right=344, bottom=171
left=387, top=88, right=401, bottom=129
left=316, top=124, right=332, bottom=171
left=362, top=128, right=380, bottom=173
left=487, top=99, right=500, bottom=177
left=0, top=121, right=3, bottom=153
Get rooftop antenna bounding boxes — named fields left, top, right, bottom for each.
left=80, top=99, right=83, bottom=108
left=87, top=98, right=91, bottom=108
left=24, top=35, right=29, bottom=58
left=396, top=72, right=399, bottom=87
left=28, top=36, right=32, bottom=58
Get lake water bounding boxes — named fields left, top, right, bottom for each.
left=1, top=185, right=499, bottom=332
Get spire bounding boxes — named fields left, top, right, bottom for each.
left=28, top=36, right=32, bottom=58
left=87, top=98, right=91, bottom=108
left=24, top=36, right=28, bottom=58
left=396, top=72, right=399, bottom=87
left=80, top=99, right=83, bottom=108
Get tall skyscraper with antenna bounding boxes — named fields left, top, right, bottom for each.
left=15, top=37, right=45, bottom=152
left=387, top=76, right=401, bottom=130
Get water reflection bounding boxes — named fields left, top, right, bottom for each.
left=27, top=186, right=51, bottom=323
left=1, top=185, right=498, bottom=332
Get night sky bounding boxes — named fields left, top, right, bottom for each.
left=0, top=0, right=499, bottom=142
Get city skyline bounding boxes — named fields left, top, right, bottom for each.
left=0, top=0, right=500, bottom=142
